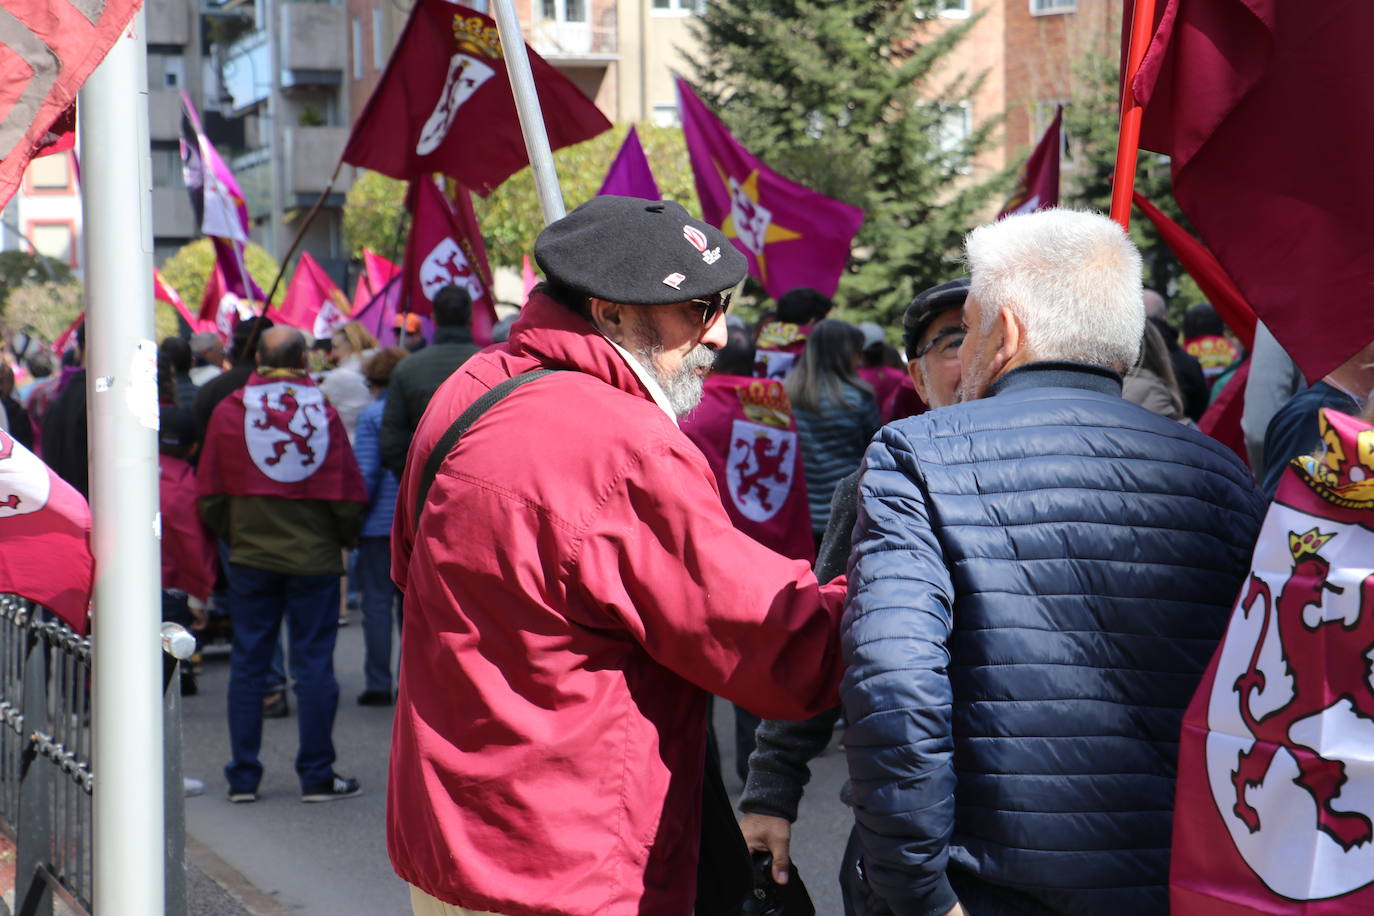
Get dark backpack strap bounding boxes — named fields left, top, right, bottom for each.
left=413, top=368, right=564, bottom=530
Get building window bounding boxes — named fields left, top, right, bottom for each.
left=24, top=152, right=71, bottom=194
left=26, top=221, right=77, bottom=267
left=164, top=57, right=185, bottom=89
left=651, top=103, right=680, bottom=128
left=1029, top=0, right=1076, bottom=15
left=929, top=101, right=972, bottom=174
left=351, top=18, right=363, bottom=79
left=542, top=0, right=586, bottom=23
left=941, top=0, right=971, bottom=16
left=652, top=0, right=704, bottom=15
left=372, top=8, right=385, bottom=70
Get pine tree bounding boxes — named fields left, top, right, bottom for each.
left=685, top=1, right=1011, bottom=325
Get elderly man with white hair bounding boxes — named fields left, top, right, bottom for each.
left=839, top=209, right=1266, bottom=916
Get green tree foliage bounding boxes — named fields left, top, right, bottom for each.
left=3, top=281, right=82, bottom=344
left=0, top=250, right=74, bottom=318
left=685, top=0, right=1012, bottom=324
left=1061, top=51, right=1203, bottom=318
left=342, top=125, right=697, bottom=270
left=157, top=239, right=282, bottom=325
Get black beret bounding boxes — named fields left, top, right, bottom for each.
left=534, top=196, right=748, bottom=305
left=902, top=277, right=970, bottom=359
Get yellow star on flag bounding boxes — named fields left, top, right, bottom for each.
left=714, top=161, right=802, bottom=287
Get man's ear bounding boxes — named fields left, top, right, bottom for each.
left=994, top=305, right=1025, bottom=368
left=909, top=358, right=929, bottom=403
left=588, top=297, right=625, bottom=330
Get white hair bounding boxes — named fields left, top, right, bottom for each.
left=964, top=208, right=1145, bottom=373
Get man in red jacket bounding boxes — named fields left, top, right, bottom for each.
left=389, top=197, right=848, bottom=916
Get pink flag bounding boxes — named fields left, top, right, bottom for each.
left=275, top=252, right=352, bottom=339
left=676, top=77, right=863, bottom=299
left=0, top=428, right=93, bottom=633
left=402, top=178, right=498, bottom=343
left=198, top=261, right=254, bottom=338
left=350, top=249, right=401, bottom=313
left=1171, top=408, right=1374, bottom=914
left=597, top=126, right=660, bottom=200
left=154, top=269, right=213, bottom=336
left=521, top=255, right=539, bottom=299
left=1001, top=106, right=1061, bottom=216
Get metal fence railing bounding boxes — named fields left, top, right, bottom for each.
left=0, top=594, right=190, bottom=915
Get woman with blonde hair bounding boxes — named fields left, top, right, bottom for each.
left=320, top=321, right=378, bottom=442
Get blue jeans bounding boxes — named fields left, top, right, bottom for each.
left=355, top=537, right=400, bottom=694
left=218, top=539, right=287, bottom=691
left=224, top=563, right=341, bottom=792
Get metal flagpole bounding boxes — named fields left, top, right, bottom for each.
left=490, top=0, right=566, bottom=225
left=79, top=7, right=165, bottom=914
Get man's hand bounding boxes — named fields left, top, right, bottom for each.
left=738, top=812, right=792, bottom=884
left=943, top=904, right=968, bottom=916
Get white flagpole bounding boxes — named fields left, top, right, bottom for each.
left=78, top=7, right=165, bottom=914
left=490, top=0, right=566, bottom=224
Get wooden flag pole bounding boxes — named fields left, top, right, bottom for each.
left=491, top=0, right=566, bottom=225
left=1109, top=0, right=1160, bottom=229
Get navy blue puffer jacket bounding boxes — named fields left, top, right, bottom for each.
left=841, top=362, right=1265, bottom=916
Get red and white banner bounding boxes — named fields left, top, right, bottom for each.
left=0, top=428, right=93, bottom=633
left=1172, top=408, right=1374, bottom=913
left=274, top=251, right=352, bottom=340
left=155, top=269, right=214, bottom=336
left=1000, top=106, right=1061, bottom=216
left=402, top=177, right=497, bottom=343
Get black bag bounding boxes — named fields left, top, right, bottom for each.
left=695, top=727, right=754, bottom=915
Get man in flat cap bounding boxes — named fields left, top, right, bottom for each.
left=387, top=197, right=848, bottom=916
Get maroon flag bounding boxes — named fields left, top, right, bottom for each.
left=0, top=0, right=142, bottom=209
left=1133, top=191, right=1256, bottom=350
left=274, top=252, right=352, bottom=339
left=401, top=178, right=498, bottom=343
left=676, top=77, right=863, bottom=299
left=158, top=454, right=216, bottom=603
left=198, top=372, right=367, bottom=504
left=1001, top=106, right=1062, bottom=216
left=1171, top=408, right=1374, bottom=914
left=1132, top=0, right=1374, bottom=382
left=341, top=0, right=611, bottom=195
left=198, top=260, right=254, bottom=339
left=680, top=376, right=813, bottom=563
left=0, top=428, right=93, bottom=632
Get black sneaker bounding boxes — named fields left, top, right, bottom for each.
left=263, top=691, right=289, bottom=719
left=227, top=788, right=257, bottom=804
left=301, top=775, right=361, bottom=803
left=357, top=690, right=394, bottom=707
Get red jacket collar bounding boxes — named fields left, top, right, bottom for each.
left=507, top=292, right=654, bottom=404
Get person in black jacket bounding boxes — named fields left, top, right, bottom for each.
left=842, top=209, right=1265, bottom=916
left=1144, top=289, right=1208, bottom=421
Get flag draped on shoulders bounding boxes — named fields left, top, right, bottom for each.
left=1001, top=106, right=1061, bottom=216
left=0, top=0, right=141, bottom=208
left=1132, top=0, right=1374, bottom=381
left=275, top=252, right=352, bottom=339
left=676, top=76, right=862, bottom=300
left=0, top=428, right=93, bottom=633
left=1171, top=408, right=1374, bottom=914
left=198, top=372, right=366, bottom=504
left=341, top=0, right=611, bottom=195
left=679, top=376, right=813, bottom=562
left=158, top=454, right=217, bottom=602
left=597, top=126, right=660, bottom=200
left=402, top=177, right=498, bottom=342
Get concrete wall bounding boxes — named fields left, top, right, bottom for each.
left=282, top=2, right=346, bottom=72
left=146, top=0, right=191, bottom=46
left=286, top=127, right=353, bottom=196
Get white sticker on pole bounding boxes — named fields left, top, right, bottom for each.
left=127, top=339, right=160, bottom=431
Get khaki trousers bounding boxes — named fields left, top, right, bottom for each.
left=409, top=884, right=505, bottom=916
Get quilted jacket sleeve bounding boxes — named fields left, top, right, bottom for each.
left=841, top=423, right=959, bottom=916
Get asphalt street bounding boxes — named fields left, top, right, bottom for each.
left=181, top=618, right=854, bottom=914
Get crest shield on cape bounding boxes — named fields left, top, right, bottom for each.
left=725, top=419, right=797, bottom=524
left=242, top=380, right=330, bottom=484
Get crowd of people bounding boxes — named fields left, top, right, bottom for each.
left=0, top=195, right=1366, bottom=916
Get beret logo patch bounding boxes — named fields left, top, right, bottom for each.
left=662, top=272, right=686, bottom=290
left=682, top=225, right=709, bottom=253
left=703, top=247, right=721, bottom=265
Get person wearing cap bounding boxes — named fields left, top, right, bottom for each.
left=379, top=284, right=480, bottom=475
left=737, top=275, right=969, bottom=893
left=841, top=209, right=1263, bottom=915
left=387, top=197, right=848, bottom=916
left=394, top=312, right=426, bottom=353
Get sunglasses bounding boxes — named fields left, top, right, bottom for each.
left=689, top=291, right=733, bottom=326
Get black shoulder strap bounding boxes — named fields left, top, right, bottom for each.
left=413, top=368, right=564, bottom=530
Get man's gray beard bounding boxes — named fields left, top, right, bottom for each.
left=634, top=343, right=715, bottom=416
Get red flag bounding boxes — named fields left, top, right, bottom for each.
left=154, top=269, right=213, bottom=336
left=1171, top=408, right=1374, bottom=914
left=341, top=0, right=611, bottom=195
left=274, top=252, right=352, bottom=339
left=1132, top=0, right=1374, bottom=382
left=0, top=0, right=142, bottom=209
left=676, top=77, right=863, bottom=299
left=197, top=372, right=367, bottom=504
left=1133, top=192, right=1255, bottom=350
left=158, top=454, right=216, bottom=602
left=350, top=249, right=401, bottom=313
left=0, top=428, right=93, bottom=632
left=198, top=261, right=254, bottom=338
left=402, top=178, right=498, bottom=343
left=1001, top=106, right=1062, bottom=216
left=51, top=311, right=85, bottom=355
left=679, top=376, right=813, bottom=563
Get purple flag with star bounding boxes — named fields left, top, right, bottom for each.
left=675, top=77, right=863, bottom=299
left=597, top=126, right=660, bottom=200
